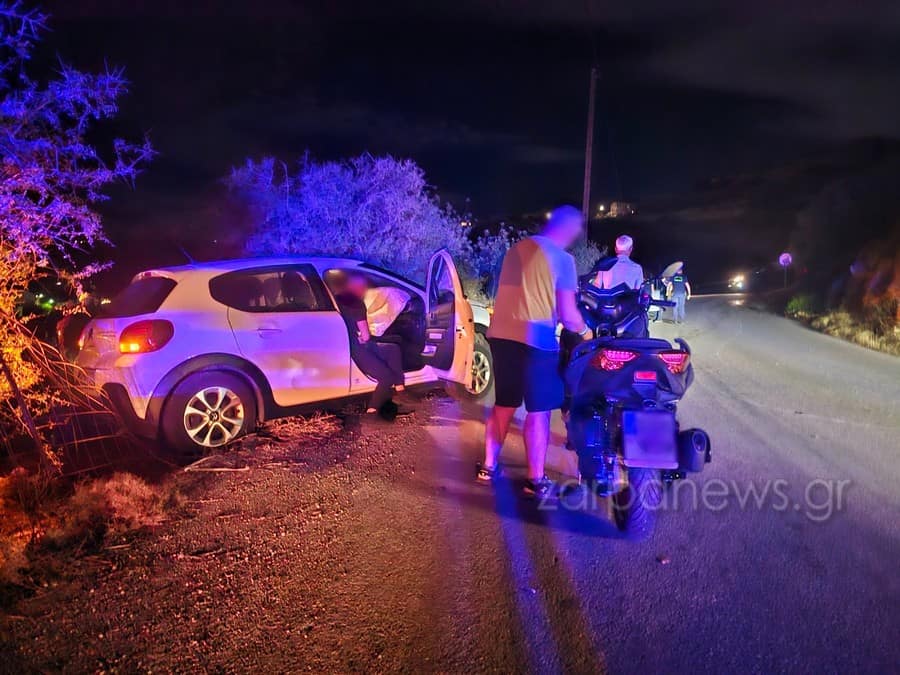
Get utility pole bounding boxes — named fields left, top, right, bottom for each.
left=581, top=65, right=599, bottom=240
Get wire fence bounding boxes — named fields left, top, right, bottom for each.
left=1, top=316, right=139, bottom=480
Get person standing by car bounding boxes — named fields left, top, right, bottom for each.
left=666, top=265, right=692, bottom=324
left=479, top=205, right=589, bottom=498
left=334, top=273, right=407, bottom=419
left=593, top=234, right=644, bottom=290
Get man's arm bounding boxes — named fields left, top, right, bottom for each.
left=685, top=281, right=692, bottom=300
left=557, top=253, right=588, bottom=335
left=557, top=288, right=587, bottom=335
left=356, top=319, right=371, bottom=343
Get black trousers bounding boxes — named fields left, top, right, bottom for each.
left=352, top=341, right=404, bottom=410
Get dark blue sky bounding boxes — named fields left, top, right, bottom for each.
left=36, top=0, right=900, bottom=273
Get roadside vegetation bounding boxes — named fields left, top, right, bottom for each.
left=226, top=154, right=603, bottom=303
left=0, top=1, right=154, bottom=597
left=786, top=293, right=900, bottom=356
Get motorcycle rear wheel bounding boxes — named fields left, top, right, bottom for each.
left=611, top=468, right=662, bottom=539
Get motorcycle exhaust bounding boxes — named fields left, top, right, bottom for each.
left=678, top=428, right=711, bottom=472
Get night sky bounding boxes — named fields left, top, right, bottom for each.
left=35, top=0, right=900, bottom=280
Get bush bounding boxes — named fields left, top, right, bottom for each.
left=864, top=296, right=899, bottom=337
left=229, top=155, right=468, bottom=282
left=570, top=239, right=607, bottom=276
left=0, top=3, right=152, bottom=457
left=228, top=154, right=608, bottom=299
left=786, top=293, right=823, bottom=318
left=462, top=225, right=525, bottom=302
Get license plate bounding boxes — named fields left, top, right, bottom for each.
left=621, top=410, right=678, bottom=469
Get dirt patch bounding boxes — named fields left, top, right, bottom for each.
left=0, top=392, right=448, bottom=672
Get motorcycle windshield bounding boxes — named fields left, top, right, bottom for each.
left=661, top=261, right=684, bottom=279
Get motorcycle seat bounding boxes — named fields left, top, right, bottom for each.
left=593, top=337, right=672, bottom=351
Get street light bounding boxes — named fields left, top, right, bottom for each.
left=779, top=252, right=793, bottom=289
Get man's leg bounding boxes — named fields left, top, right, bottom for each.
left=481, top=340, right=525, bottom=473
left=521, top=347, right=563, bottom=486
left=484, top=405, right=516, bottom=469
left=373, top=342, right=404, bottom=386
left=523, top=410, right=551, bottom=480
left=353, top=343, right=398, bottom=412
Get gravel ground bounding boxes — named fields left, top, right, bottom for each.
left=0, top=396, right=473, bottom=673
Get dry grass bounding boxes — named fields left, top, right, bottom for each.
left=42, top=473, right=178, bottom=550
left=259, top=412, right=343, bottom=443
left=1, top=411, right=343, bottom=589
left=811, top=311, right=900, bottom=356
left=1, top=471, right=181, bottom=587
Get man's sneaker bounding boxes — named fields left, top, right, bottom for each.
left=523, top=476, right=556, bottom=500
left=475, top=463, right=501, bottom=483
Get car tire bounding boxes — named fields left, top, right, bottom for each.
left=161, top=370, right=257, bottom=457
left=445, top=332, right=494, bottom=402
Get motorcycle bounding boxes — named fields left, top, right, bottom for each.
left=564, top=258, right=711, bottom=537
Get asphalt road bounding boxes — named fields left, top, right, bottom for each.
left=414, top=295, right=899, bottom=672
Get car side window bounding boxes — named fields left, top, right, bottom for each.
left=322, top=268, right=401, bottom=295
left=429, top=256, right=455, bottom=307
left=210, top=265, right=333, bottom=313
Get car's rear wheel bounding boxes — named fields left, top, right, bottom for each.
left=162, top=371, right=257, bottom=456
left=445, top=332, right=494, bottom=402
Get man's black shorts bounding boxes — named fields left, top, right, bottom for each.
left=488, top=338, right=564, bottom=412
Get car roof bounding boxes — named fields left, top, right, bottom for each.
left=142, top=256, right=368, bottom=277
left=136, top=255, right=426, bottom=292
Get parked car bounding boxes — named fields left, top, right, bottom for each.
left=76, top=251, right=493, bottom=454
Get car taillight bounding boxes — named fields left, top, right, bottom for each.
left=659, top=350, right=690, bottom=374
left=591, top=348, right=638, bottom=371
left=119, top=320, right=174, bottom=354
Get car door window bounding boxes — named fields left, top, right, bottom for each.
left=210, top=265, right=332, bottom=312
left=429, top=257, right=456, bottom=307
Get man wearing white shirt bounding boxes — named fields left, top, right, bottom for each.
left=364, top=285, right=411, bottom=337
left=594, top=234, right=644, bottom=290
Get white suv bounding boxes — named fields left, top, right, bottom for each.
left=77, top=251, right=492, bottom=453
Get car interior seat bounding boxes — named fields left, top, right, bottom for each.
left=282, top=270, right=316, bottom=310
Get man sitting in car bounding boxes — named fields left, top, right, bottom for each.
left=364, top=284, right=411, bottom=338
left=333, top=272, right=408, bottom=419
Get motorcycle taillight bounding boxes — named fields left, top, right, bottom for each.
left=659, top=350, right=690, bottom=374
left=591, top=348, right=638, bottom=371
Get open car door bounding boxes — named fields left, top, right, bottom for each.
left=423, top=249, right=474, bottom=387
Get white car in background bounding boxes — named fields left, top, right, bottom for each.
left=77, top=251, right=493, bottom=454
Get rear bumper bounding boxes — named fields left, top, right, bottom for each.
left=79, top=360, right=155, bottom=420
left=101, top=382, right=157, bottom=439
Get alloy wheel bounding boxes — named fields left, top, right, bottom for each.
left=468, top=349, right=491, bottom=395
left=183, top=386, right=245, bottom=448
